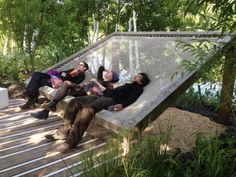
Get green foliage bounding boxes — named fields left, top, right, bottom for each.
left=188, top=133, right=236, bottom=177
left=118, top=0, right=188, bottom=31
left=0, top=0, right=224, bottom=77
left=0, top=48, right=59, bottom=86
left=0, top=52, right=26, bottom=86
left=0, top=0, right=92, bottom=73
left=76, top=129, right=236, bottom=177
left=174, top=86, right=204, bottom=110
left=175, top=33, right=236, bottom=121
left=166, top=0, right=236, bottom=32
left=176, top=38, right=225, bottom=83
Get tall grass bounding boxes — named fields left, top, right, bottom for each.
left=75, top=129, right=236, bottom=177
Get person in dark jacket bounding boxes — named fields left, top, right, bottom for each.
left=20, top=61, right=89, bottom=109
left=45, top=72, right=150, bottom=153
left=31, top=65, right=119, bottom=119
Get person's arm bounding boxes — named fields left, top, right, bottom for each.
left=90, top=78, right=106, bottom=91
left=61, top=69, right=73, bottom=76
left=112, top=104, right=123, bottom=111
left=97, top=66, right=105, bottom=81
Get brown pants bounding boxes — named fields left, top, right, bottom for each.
left=58, top=95, right=115, bottom=147
left=53, top=81, right=77, bottom=101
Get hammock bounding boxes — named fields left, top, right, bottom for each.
left=40, top=32, right=230, bottom=132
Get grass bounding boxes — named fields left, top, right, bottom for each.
left=73, top=126, right=236, bottom=177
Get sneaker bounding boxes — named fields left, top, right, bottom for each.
left=56, top=143, right=70, bottom=153
left=45, top=131, right=67, bottom=140
left=43, top=100, right=57, bottom=112
left=31, top=110, right=49, bottom=120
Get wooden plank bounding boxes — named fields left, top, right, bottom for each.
left=10, top=141, right=105, bottom=177
left=0, top=136, right=98, bottom=172
left=0, top=99, right=109, bottom=176
left=0, top=120, right=62, bottom=142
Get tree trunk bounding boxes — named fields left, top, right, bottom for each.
left=218, top=41, right=236, bottom=125
left=2, top=35, right=8, bottom=56
left=115, top=0, right=121, bottom=32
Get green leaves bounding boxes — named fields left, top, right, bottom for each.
left=181, top=0, right=236, bottom=32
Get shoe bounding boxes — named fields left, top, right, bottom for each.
left=56, top=143, right=70, bottom=153
left=31, top=110, right=49, bottom=120
left=43, top=100, right=57, bottom=112
left=20, top=100, right=34, bottom=110
left=45, top=131, right=67, bottom=140
left=20, top=96, right=39, bottom=110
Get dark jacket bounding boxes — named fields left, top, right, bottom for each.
left=97, top=66, right=104, bottom=82
left=103, top=82, right=143, bottom=108
left=97, top=66, right=109, bottom=87
left=58, top=69, right=85, bottom=84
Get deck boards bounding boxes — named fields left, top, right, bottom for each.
left=0, top=99, right=108, bottom=177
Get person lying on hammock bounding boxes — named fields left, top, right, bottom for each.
left=45, top=72, right=150, bottom=153
left=20, top=61, right=89, bottom=109
left=31, top=66, right=119, bottom=119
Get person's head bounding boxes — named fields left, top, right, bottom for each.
left=133, top=73, right=150, bottom=87
left=78, top=61, right=89, bottom=72
left=103, top=70, right=119, bottom=83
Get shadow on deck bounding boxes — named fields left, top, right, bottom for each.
left=0, top=99, right=112, bottom=177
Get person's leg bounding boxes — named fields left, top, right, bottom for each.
left=31, top=81, right=76, bottom=119
left=68, top=85, right=87, bottom=97
left=44, top=81, right=73, bottom=111
left=21, top=72, right=51, bottom=109
left=63, top=106, right=95, bottom=148
left=89, top=97, right=115, bottom=113
left=45, top=95, right=98, bottom=140
left=58, top=97, right=114, bottom=152
left=26, top=72, right=51, bottom=99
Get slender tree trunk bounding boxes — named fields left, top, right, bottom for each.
left=132, top=10, right=137, bottom=32
left=115, top=0, right=120, bottom=32
left=95, top=22, right=99, bottom=43
left=132, top=10, right=140, bottom=71
left=128, top=18, right=133, bottom=76
left=218, top=42, right=236, bottom=125
left=10, top=32, right=14, bottom=53
left=91, top=14, right=97, bottom=44
left=2, top=35, right=8, bottom=56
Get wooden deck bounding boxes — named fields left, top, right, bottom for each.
left=0, top=99, right=110, bottom=177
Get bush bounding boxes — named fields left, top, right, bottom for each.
left=75, top=129, right=236, bottom=177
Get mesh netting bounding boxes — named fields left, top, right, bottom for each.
left=48, top=33, right=223, bottom=130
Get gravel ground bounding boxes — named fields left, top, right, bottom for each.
left=143, top=107, right=225, bottom=151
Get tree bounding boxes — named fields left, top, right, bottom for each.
left=0, top=0, right=91, bottom=71
left=218, top=37, right=236, bottom=124
left=170, top=0, right=236, bottom=124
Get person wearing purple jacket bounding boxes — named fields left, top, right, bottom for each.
left=20, top=61, right=89, bottom=109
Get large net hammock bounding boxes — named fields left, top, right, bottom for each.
left=42, top=32, right=229, bottom=132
